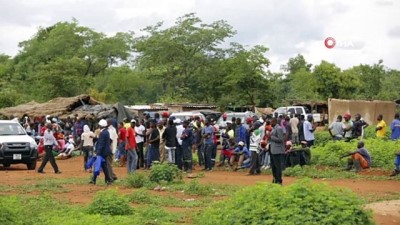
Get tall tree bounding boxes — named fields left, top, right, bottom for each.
left=134, top=13, right=235, bottom=101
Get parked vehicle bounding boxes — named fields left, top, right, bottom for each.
left=169, top=111, right=206, bottom=122
left=217, top=111, right=257, bottom=130
left=0, top=120, right=38, bottom=170
left=273, top=106, right=321, bottom=123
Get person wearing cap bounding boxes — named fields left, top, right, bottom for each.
left=303, top=115, right=316, bottom=147
left=37, top=123, right=62, bottom=174
left=126, top=119, right=138, bottom=173
left=147, top=121, right=160, bottom=168
left=230, top=141, right=250, bottom=170
left=91, top=119, right=113, bottom=184
left=340, top=141, right=371, bottom=173
left=375, top=114, right=387, bottom=138
left=328, top=115, right=344, bottom=140
left=343, top=113, right=353, bottom=141
left=267, top=117, right=285, bottom=184
left=181, top=120, right=194, bottom=173
left=134, top=119, right=146, bottom=168
left=162, top=118, right=177, bottom=164
left=352, top=113, right=369, bottom=139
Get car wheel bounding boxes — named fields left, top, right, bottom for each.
left=27, top=160, right=37, bottom=170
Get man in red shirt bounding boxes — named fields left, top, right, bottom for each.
left=126, top=119, right=138, bottom=173
left=117, top=122, right=127, bottom=166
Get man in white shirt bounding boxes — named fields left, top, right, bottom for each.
left=134, top=119, right=146, bottom=168
left=303, top=115, right=316, bottom=147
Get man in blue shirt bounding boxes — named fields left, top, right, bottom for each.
left=235, top=118, right=248, bottom=146
left=202, top=119, right=215, bottom=171
left=91, top=119, right=113, bottom=185
left=390, top=113, right=400, bottom=140
left=340, top=141, right=371, bottom=173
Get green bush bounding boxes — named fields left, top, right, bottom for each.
left=314, top=131, right=332, bottom=146
left=125, top=172, right=149, bottom=188
left=87, top=189, right=133, bottom=216
left=312, top=138, right=399, bottom=169
left=0, top=196, right=24, bottom=225
left=149, top=163, right=182, bottom=183
left=194, top=179, right=374, bottom=225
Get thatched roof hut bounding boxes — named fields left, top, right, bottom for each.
left=0, top=95, right=102, bottom=119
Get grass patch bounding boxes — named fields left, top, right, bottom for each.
left=129, top=189, right=210, bottom=208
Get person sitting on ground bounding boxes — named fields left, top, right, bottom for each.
left=340, top=141, right=371, bottom=173
left=285, top=141, right=311, bottom=167
left=230, top=141, right=250, bottom=171
left=56, top=136, right=76, bottom=159
left=390, top=151, right=400, bottom=176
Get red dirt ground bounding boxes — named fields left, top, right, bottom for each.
left=1, top=156, right=400, bottom=224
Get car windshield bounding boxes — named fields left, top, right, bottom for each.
left=0, top=123, right=27, bottom=135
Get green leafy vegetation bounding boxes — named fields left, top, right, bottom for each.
left=194, top=179, right=375, bottom=225
left=87, top=189, right=132, bottom=216
left=125, top=172, right=150, bottom=188
left=182, top=179, right=214, bottom=196
left=149, top=163, right=183, bottom=183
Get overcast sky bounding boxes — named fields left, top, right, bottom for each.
left=0, top=0, right=399, bottom=72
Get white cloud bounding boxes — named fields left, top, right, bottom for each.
left=0, top=0, right=399, bottom=72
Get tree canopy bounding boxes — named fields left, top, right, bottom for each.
left=0, top=14, right=399, bottom=109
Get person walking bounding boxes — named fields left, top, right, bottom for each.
left=90, top=119, right=113, bottom=185
left=81, top=125, right=95, bottom=171
left=126, top=119, right=138, bottom=173
left=37, top=123, right=61, bottom=174
left=268, top=118, right=285, bottom=185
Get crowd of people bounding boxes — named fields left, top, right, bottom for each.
left=13, top=110, right=400, bottom=185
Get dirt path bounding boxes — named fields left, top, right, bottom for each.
left=1, top=156, right=400, bottom=224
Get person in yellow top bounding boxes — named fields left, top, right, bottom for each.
left=376, top=114, right=387, bottom=138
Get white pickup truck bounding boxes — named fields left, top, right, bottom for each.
left=273, top=106, right=322, bottom=123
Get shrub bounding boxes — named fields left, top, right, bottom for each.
left=125, top=172, right=149, bottom=188
left=314, top=130, right=332, bottom=146
left=87, top=189, right=132, bottom=216
left=0, top=196, right=24, bottom=225
left=194, top=179, right=374, bottom=225
left=149, top=163, right=182, bottom=183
